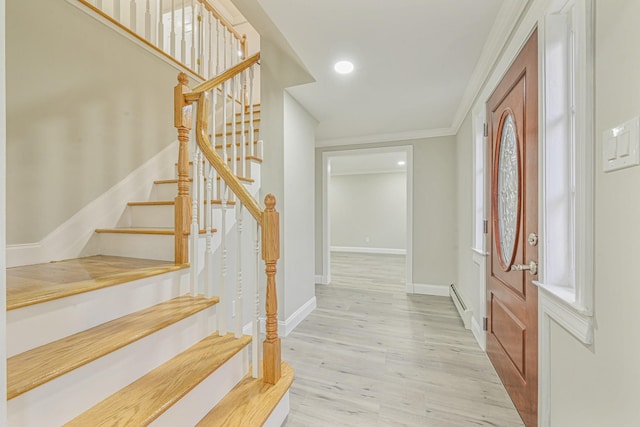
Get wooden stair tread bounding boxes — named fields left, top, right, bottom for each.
left=95, top=227, right=217, bottom=235
left=6, top=255, right=187, bottom=311
left=214, top=129, right=258, bottom=137
left=65, top=333, right=252, bottom=426
left=214, top=140, right=259, bottom=149
left=8, top=295, right=219, bottom=400
left=197, top=362, right=294, bottom=427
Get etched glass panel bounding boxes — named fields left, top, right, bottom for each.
left=497, top=114, right=519, bottom=266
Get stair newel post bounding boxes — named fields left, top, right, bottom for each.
left=262, top=194, right=281, bottom=385
left=174, top=72, right=193, bottom=265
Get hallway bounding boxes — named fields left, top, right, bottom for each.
left=282, top=252, right=523, bottom=426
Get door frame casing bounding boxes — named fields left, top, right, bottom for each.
left=321, top=145, right=413, bottom=289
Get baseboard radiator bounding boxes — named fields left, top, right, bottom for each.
left=449, top=284, right=472, bottom=330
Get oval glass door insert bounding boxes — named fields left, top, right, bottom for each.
left=496, top=113, right=520, bottom=268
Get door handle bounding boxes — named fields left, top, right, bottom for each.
left=511, top=261, right=538, bottom=275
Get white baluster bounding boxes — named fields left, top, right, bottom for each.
left=215, top=20, right=221, bottom=74
left=249, top=66, right=255, bottom=158
left=181, top=0, right=186, bottom=63
left=130, top=0, right=137, bottom=32
left=96, top=0, right=103, bottom=10
left=219, top=181, right=228, bottom=335
left=235, top=203, right=243, bottom=338
left=208, top=14, right=213, bottom=78
left=223, top=28, right=227, bottom=70
left=157, top=0, right=164, bottom=50
left=170, top=0, right=175, bottom=56
left=190, top=149, right=200, bottom=296
left=231, top=74, right=237, bottom=176
left=198, top=142, right=205, bottom=248
left=191, top=0, right=196, bottom=69
left=252, top=221, right=260, bottom=378
left=222, top=80, right=228, bottom=173
left=241, top=69, right=247, bottom=178
left=114, top=0, right=120, bottom=21
left=145, top=0, right=151, bottom=40
left=205, top=163, right=214, bottom=298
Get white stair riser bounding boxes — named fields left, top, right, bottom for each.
left=125, top=205, right=174, bottom=228
left=8, top=307, right=217, bottom=427
left=150, top=348, right=248, bottom=427
left=7, top=269, right=189, bottom=357
left=264, top=391, right=290, bottom=427
left=99, top=233, right=175, bottom=261
left=150, top=182, right=180, bottom=201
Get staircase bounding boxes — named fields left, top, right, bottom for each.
left=6, top=95, right=293, bottom=425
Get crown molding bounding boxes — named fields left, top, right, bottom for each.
left=451, top=0, right=530, bottom=133
left=316, top=127, right=454, bottom=148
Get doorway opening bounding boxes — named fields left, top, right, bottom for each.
left=322, top=146, right=413, bottom=292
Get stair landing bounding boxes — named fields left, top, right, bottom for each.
left=7, top=255, right=187, bottom=310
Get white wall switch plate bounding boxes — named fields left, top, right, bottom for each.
left=603, top=117, right=640, bottom=172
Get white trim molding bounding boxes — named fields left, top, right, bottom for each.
left=314, top=275, right=329, bottom=285
left=471, top=316, right=486, bottom=351
left=243, top=296, right=317, bottom=338
left=317, top=128, right=453, bottom=148
left=330, top=246, right=406, bottom=256
left=409, top=283, right=450, bottom=297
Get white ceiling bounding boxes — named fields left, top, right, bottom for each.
left=254, top=0, right=509, bottom=145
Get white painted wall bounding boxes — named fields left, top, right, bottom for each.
left=316, top=136, right=457, bottom=288
left=548, top=1, right=640, bottom=424
left=329, top=172, right=406, bottom=252
left=6, top=0, right=180, bottom=245
left=260, top=37, right=316, bottom=327
left=1, top=0, right=8, bottom=421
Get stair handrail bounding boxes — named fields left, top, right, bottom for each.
left=174, top=53, right=282, bottom=385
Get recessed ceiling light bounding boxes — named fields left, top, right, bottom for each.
left=334, top=60, right=354, bottom=74
left=397, top=161, right=406, bottom=166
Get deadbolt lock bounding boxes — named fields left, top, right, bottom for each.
left=527, top=232, right=538, bottom=247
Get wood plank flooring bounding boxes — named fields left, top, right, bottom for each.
left=282, top=252, right=524, bottom=426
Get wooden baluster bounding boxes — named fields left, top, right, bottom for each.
left=170, top=0, right=175, bottom=56
left=181, top=0, right=186, bottom=63
left=145, top=0, right=151, bottom=40
left=114, top=0, right=121, bottom=21
left=219, top=181, right=228, bottom=335
left=262, top=194, right=281, bottom=385
left=249, top=66, right=255, bottom=158
left=157, top=0, right=164, bottom=50
left=231, top=74, right=238, bottom=176
left=174, top=72, right=192, bottom=265
left=235, top=203, right=244, bottom=338
left=253, top=221, right=261, bottom=378
left=130, top=0, right=137, bottom=32
left=240, top=69, right=247, bottom=178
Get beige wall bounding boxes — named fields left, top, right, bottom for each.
left=330, top=172, right=406, bottom=251
left=316, top=136, right=458, bottom=287
left=6, top=0, right=181, bottom=244
left=549, top=0, right=640, bottom=424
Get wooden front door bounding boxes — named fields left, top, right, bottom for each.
left=486, top=29, right=538, bottom=427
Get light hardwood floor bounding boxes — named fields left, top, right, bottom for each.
left=282, top=252, right=524, bottom=426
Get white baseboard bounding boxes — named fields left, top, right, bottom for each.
left=409, top=283, right=450, bottom=296
left=314, top=274, right=329, bottom=285
left=471, top=316, right=486, bottom=351
left=6, top=141, right=178, bottom=267
left=243, top=296, right=317, bottom=338
left=330, top=246, right=406, bottom=255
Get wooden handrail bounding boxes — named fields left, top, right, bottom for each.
left=193, top=90, right=263, bottom=222
left=189, top=53, right=261, bottom=96
left=197, top=0, right=243, bottom=41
